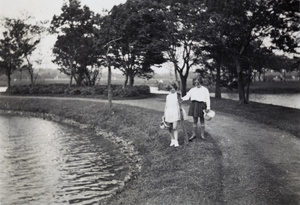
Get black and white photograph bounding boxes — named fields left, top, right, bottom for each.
left=0, top=0, right=299, bottom=204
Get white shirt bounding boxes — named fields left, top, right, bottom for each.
left=182, top=86, right=211, bottom=109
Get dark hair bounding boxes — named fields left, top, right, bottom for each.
left=193, top=77, right=203, bottom=86
left=168, top=82, right=178, bottom=91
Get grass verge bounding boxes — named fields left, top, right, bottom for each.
left=0, top=95, right=299, bottom=204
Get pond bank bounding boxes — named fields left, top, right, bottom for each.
left=0, top=108, right=142, bottom=204
left=0, top=96, right=299, bottom=204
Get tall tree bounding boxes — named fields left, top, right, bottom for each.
left=161, top=1, right=208, bottom=95
left=50, top=0, right=101, bottom=86
left=210, top=0, right=299, bottom=104
left=0, top=17, right=42, bottom=88
left=106, top=0, right=168, bottom=87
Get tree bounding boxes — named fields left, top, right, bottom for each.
left=265, top=54, right=300, bottom=81
left=50, top=0, right=101, bottom=86
left=194, top=10, right=233, bottom=98
left=161, top=1, right=208, bottom=96
left=210, top=0, right=299, bottom=104
left=0, top=17, right=42, bottom=88
left=18, top=18, right=44, bottom=87
left=106, top=0, right=168, bottom=87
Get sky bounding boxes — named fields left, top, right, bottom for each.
left=0, top=0, right=127, bottom=69
left=0, top=0, right=126, bottom=20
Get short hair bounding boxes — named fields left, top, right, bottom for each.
left=168, top=82, right=178, bottom=91
left=193, top=77, right=203, bottom=85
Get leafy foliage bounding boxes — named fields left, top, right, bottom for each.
left=0, top=17, right=43, bottom=88
left=6, top=84, right=150, bottom=97
left=104, top=0, right=168, bottom=86
left=50, top=0, right=102, bottom=86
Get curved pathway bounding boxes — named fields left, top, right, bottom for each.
left=1, top=95, right=300, bottom=204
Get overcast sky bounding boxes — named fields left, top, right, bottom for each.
left=0, top=0, right=126, bottom=20
left=0, top=0, right=127, bottom=69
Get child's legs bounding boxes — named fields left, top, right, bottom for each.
left=168, top=123, right=174, bottom=140
left=172, top=121, right=178, bottom=141
left=192, top=117, right=198, bottom=136
left=199, top=116, right=205, bottom=138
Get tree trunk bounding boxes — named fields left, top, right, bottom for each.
left=69, top=75, right=73, bottom=87
left=69, top=65, right=73, bottom=87
left=30, top=73, right=34, bottom=87
left=215, top=61, right=222, bottom=99
left=180, top=74, right=188, bottom=96
left=107, top=63, right=112, bottom=108
left=6, top=68, right=11, bottom=90
left=246, top=81, right=250, bottom=102
left=129, top=73, right=134, bottom=86
left=235, top=58, right=248, bottom=104
left=28, top=67, right=34, bottom=87
left=245, top=68, right=252, bottom=102
left=124, top=74, right=128, bottom=88
left=237, top=70, right=247, bottom=104
left=174, top=64, right=179, bottom=82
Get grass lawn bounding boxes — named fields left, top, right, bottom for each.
left=0, top=94, right=299, bottom=204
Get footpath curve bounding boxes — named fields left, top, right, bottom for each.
left=99, top=96, right=300, bottom=204
left=1, top=95, right=300, bottom=204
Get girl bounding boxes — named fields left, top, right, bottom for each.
left=164, top=82, right=181, bottom=147
left=181, top=77, right=211, bottom=140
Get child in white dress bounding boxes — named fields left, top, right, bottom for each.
left=164, top=82, right=181, bottom=147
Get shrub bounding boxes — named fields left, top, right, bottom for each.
left=6, top=84, right=151, bottom=98
left=7, top=86, right=30, bottom=94
left=69, top=88, right=81, bottom=95
left=136, top=85, right=150, bottom=95
left=51, top=84, right=68, bottom=94
left=80, top=87, right=93, bottom=95
left=29, top=87, right=40, bottom=94
left=122, top=86, right=138, bottom=97
left=93, top=85, right=106, bottom=95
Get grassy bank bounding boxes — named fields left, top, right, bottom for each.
left=1, top=94, right=298, bottom=137
left=0, top=95, right=299, bottom=204
left=0, top=97, right=205, bottom=204
left=210, top=97, right=300, bottom=137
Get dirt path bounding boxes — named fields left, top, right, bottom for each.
left=117, top=97, right=300, bottom=204
left=1, top=95, right=300, bottom=204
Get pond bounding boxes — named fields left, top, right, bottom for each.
left=1, top=86, right=299, bottom=109
left=0, top=115, right=130, bottom=205
left=150, top=87, right=300, bottom=109
left=214, top=93, right=300, bottom=109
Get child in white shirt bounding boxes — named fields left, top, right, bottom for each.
left=181, top=77, right=210, bottom=140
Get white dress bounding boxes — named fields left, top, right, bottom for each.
left=164, top=92, right=180, bottom=123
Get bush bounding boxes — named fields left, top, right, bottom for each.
left=136, top=85, right=150, bottom=95
left=93, top=85, right=106, bottom=95
left=51, top=84, right=68, bottom=94
left=6, top=84, right=151, bottom=98
left=80, top=87, right=93, bottom=95
left=69, top=88, right=81, bottom=95
left=7, top=86, right=30, bottom=94
left=29, top=87, right=40, bottom=94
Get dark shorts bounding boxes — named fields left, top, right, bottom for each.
left=188, top=101, right=207, bottom=122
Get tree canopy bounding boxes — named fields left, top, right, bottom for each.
left=0, top=17, right=44, bottom=88
left=50, top=0, right=101, bottom=86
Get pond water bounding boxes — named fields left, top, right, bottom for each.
left=0, top=115, right=130, bottom=205
left=0, top=87, right=7, bottom=92
left=150, top=87, right=300, bottom=109
left=1, top=86, right=299, bottom=109
left=214, top=93, right=300, bottom=109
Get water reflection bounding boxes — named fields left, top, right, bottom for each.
left=0, top=115, right=130, bottom=205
